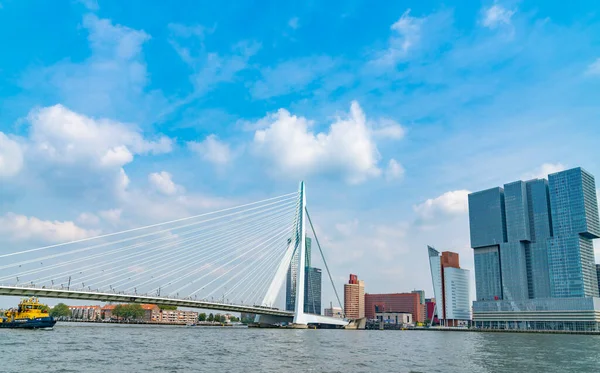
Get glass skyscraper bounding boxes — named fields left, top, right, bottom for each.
left=304, top=267, right=322, bottom=315
left=468, top=167, right=600, bottom=331
left=286, top=237, right=321, bottom=314
left=548, top=168, right=600, bottom=298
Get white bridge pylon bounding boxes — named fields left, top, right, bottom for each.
left=259, top=182, right=348, bottom=327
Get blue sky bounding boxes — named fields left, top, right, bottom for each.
left=1, top=0, right=600, bottom=307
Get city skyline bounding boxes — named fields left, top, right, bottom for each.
left=1, top=1, right=600, bottom=311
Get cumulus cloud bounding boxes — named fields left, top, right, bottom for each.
left=0, top=132, right=24, bottom=178
left=148, top=171, right=183, bottom=196
left=0, top=213, right=99, bottom=244
left=188, top=135, right=232, bottom=165
left=586, top=58, right=600, bottom=76
left=252, top=101, right=386, bottom=184
left=481, top=4, right=515, bottom=29
left=524, top=162, right=566, bottom=180
left=385, top=159, right=405, bottom=181
left=414, top=190, right=471, bottom=221
left=27, top=104, right=171, bottom=167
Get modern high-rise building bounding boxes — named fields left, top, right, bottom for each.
left=286, top=237, right=313, bottom=312
left=468, top=167, right=600, bottom=331
left=344, top=274, right=365, bottom=319
left=427, top=247, right=471, bottom=326
left=304, top=266, right=322, bottom=314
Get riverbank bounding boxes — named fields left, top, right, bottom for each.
left=57, top=319, right=236, bottom=327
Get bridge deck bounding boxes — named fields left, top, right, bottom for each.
left=0, top=286, right=293, bottom=317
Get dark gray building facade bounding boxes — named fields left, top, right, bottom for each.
left=468, top=167, right=600, bottom=331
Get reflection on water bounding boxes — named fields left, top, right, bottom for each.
left=1, top=323, right=600, bottom=373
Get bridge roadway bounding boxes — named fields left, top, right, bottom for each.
left=0, top=285, right=349, bottom=326
left=0, top=285, right=292, bottom=317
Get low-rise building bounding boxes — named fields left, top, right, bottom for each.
left=69, top=305, right=101, bottom=320
left=375, top=312, right=413, bottom=325
left=101, top=304, right=116, bottom=320
left=158, top=309, right=198, bottom=324
left=324, top=306, right=343, bottom=318
left=365, top=293, right=424, bottom=323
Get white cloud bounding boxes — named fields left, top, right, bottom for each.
left=252, top=101, right=384, bottom=184
left=524, top=162, right=566, bottom=180
left=414, top=190, right=471, bottom=221
left=373, top=9, right=424, bottom=65
left=20, top=14, right=164, bottom=122
left=288, top=17, right=299, bottom=30
left=27, top=104, right=171, bottom=167
left=586, top=58, right=600, bottom=76
left=188, top=135, right=232, bottom=165
left=481, top=4, right=515, bottom=29
left=99, top=209, right=122, bottom=224
left=0, top=132, right=24, bottom=178
left=0, top=213, right=99, bottom=244
left=385, top=159, right=405, bottom=181
left=372, top=119, right=405, bottom=140
left=148, top=171, right=182, bottom=196
left=77, top=212, right=100, bottom=226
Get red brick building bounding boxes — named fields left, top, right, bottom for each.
left=365, top=292, right=424, bottom=323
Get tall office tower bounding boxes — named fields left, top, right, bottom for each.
left=548, top=168, right=600, bottom=298
left=427, top=247, right=471, bottom=326
left=285, top=237, right=313, bottom=311
left=344, top=274, right=365, bottom=319
left=304, top=267, right=322, bottom=314
left=469, top=167, right=600, bottom=331
left=468, top=187, right=505, bottom=301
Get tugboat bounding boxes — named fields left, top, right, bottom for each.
left=0, top=297, right=57, bottom=329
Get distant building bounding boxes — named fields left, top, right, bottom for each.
left=425, top=298, right=437, bottom=323
left=158, top=309, right=198, bottom=324
left=375, top=312, right=413, bottom=325
left=412, top=290, right=426, bottom=325
left=101, top=304, right=116, bottom=320
left=364, top=293, right=424, bottom=323
left=469, top=167, right=600, bottom=331
left=140, top=304, right=160, bottom=322
left=324, top=302, right=343, bottom=318
left=428, top=247, right=471, bottom=326
left=344, top=274, right=365, bottom=319
left=286, top=237, right=313, bottom=312
left=304, top=266, right=322, bottom=315
left=68, top=305, right=101, bottom=321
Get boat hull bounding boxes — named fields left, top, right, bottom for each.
left=0, top=317, right=56, bottom=329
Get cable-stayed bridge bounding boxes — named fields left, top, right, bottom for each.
left=0, top=182, right=348, bottom=327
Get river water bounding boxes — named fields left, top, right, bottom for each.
left=1, top=323, right=599, bottom=372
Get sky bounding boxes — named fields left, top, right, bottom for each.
left=1, top=0, right=600, bottom=309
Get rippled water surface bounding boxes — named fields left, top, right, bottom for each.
left=1, top=323, right=600, bottom=372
